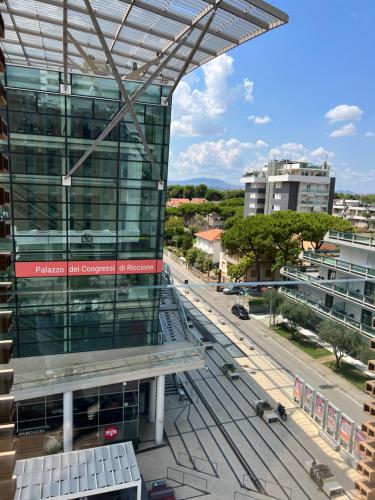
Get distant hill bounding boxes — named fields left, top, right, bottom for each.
left=168, top=177, right=241, bottom=190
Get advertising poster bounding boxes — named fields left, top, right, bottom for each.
left=353, top=427, right=367, bottom=459
left=339, top=415, right=353, bottom=450
left=303, top=384, right=314, bottom=412
left=294, top=377, right=303, bottom=403
left=314, top=393, right=325, bottom=425
left=326, top=403, right=339, bottom=437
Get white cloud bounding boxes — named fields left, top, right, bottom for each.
left=248, top=114, right=271, bottom=125
left=336, top=167, right=375, bottom=193
left=170, top=138, right=267, bottom=179
left=365, top=131, right=375, bottom=138
left=329, top=123, right=357, bottom=138
left=171, top=54, right=255, bottom=137
left=243, top=78, right=254, bottom=102
left=325, top=104, right=363, bottom=123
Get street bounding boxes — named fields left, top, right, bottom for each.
left=165, top=255, right=367, bottom=427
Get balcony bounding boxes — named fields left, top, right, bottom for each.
left=300, top=189, right=330, bottom=195
left=303, top=251, right=375, bottom=279
left=327, top=231, right=375, bottom=249
left=279, top=287, right=374, bottom=338
left=281, top=266, right=375, bottom=312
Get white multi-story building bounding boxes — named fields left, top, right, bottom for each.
left=333, top=199, right=375, bottom=231
left=280, top=231, right=375, bottom=338
left=241, top=160, right=335, bottom=216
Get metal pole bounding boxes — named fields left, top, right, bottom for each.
left=155, top=374, right=165, bottom=444
left=269, top=290, right=273, bottom=328
left=148, top=378, right=156, bottom=423
left=63, top=391, right=73, bottom=452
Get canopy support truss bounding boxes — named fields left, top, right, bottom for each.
left=83, top=0, right=157, bottom=171
left=64, top=0, right=224, bottom=181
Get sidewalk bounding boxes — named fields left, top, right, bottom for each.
left=253, top=314, right=369, bottom=407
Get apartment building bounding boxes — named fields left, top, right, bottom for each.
left=333, top=199, right=375, bottom=232
left=280, top=231, right=375, bottom=338
left=0, top=0, right=288, bottom=469
left=241, top=160, right=335, bottom=216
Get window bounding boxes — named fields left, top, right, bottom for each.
left=272, top=205, right=280, bottom=211
left=274, top=193, right=281, bottom=200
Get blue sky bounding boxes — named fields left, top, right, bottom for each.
left=168, top=1, right=375, bottom=193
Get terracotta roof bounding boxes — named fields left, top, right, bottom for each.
left=195, top=228, right=223, bottom=242
left=302, top=241, right=337, bottom=251
left=167, top=198, right=190, bottom=207
left=191, top=198, right=206, bottom=204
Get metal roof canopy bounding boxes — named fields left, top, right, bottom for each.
left=0, top=0, right=288, bottom=181
left=1, top=0, right=288, bottom=83
left=14, top=442, right=142, bottom=500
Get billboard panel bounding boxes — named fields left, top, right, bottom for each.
left=326, top=403, right=340, bottom=440
left=314, top=393, right=326, bottom=425
left=293, top=376, right=304, bottom=404
left=352, top=426, right=367, bottom=460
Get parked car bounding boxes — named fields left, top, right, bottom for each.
left=231, top=304, right=249, bottom=320
left=223, top=285, right=244, bottom=295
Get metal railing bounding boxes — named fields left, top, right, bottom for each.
left=163, top=262, right=203, bottom=347
left=328, top=230, right=375, bottom=248
left=281, top=266, right=375, bottom=311
left=279, top=287, right=374, bottom=337
left=14, top=344, right=205, bottom=388
left=303, top=251, right=375, bottom=279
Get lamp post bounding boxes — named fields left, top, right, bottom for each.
left=268, top=287, right=273, bottom=329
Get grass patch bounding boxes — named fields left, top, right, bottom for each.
left=273, top=324, right=331, bottom=359
left=324, top=360, right=369, bottom=391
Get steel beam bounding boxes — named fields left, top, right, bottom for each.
left=109, top=0, right=134, bottom=54
left=165, top=9, right=217, bottom=103
left=64, top=28, right=193, bottom=179
left=120, top=0, right=237, bottom=45
left=65, top=1, right=225, bottom=179
left=63, top=0, right=68, bottom=84
left=20, top=0, right=218, bottom=57
left=67, top=31, right=104, bottom=75
left=83, top=0, right=156, bottom=170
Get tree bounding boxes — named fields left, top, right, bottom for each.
left=221, top=215, right=274, bottom=283
left=278, top=298, right=316, bottom=339
left=167, top=185, right=184, bottom=198
left=183, top=185, right=195, bottom=200
left=318, top=320, right=362, bottom=370
left=164, top=216, right=184, bottom=245
left=299, top=212, right=353, bottom=250
left=185, top=247, right=199, bottom=266
left=181, top=233, right=193, bottom=252
left=195, top=183, right=208, bottom=198
left=261, top=288, right=284, bottom=326
left=206, top=188, right=223, bottom=201
left=222, top=189, right=245, bottom=199
left=267, top=211, right=302, bottom=269
left=227, top=253, right=255, bottom=282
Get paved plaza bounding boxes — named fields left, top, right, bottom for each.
left=137, top=268, right=361, bottom=499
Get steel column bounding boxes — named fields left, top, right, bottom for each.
left=155, top=374, right=165, bottom=445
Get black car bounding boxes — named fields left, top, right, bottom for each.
left=223, top=285, right=244, bottom=295
left=231, top=304, right=249, bottom=320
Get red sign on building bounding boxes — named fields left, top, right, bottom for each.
left=15, top=259, right=163, bottom=278
left=103, top=425, right=119, bottom=440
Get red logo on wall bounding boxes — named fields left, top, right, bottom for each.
left=15, top=259, right=163, bottom=278
left=103, top=425, right=119, bottom=440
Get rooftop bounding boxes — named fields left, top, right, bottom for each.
left=14, top=442, right=141, bottom=500
left=195, top=228, right=224, bottom=241
left=0, top=0, right=288, bottom=84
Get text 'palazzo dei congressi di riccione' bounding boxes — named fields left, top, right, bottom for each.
left=0, top=0, right=288, bottom=481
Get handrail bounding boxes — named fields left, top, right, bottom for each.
left=14, top=344, right=205, bottom=386
left=282, top=266, right=375, bottom=310
left=163, top=262, right=203, bottom=347
left=303, top=251, right=375, bottom=279
left=279, top=286, right=374, bottom=337
left=328, top=230, right=375, bottom=248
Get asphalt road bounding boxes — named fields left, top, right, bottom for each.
left=165, top=255, right=366, bottom=426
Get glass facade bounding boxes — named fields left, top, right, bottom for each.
left=0, top=66, right=171, bottom=357
left=14, top=380, right=139, bottom=458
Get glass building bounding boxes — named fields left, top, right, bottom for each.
left=0, top=0, right=287, bottom=470
left=1, top=65, right=170, bottom=357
